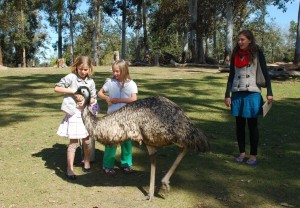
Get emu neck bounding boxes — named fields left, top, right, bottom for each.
left=81, top=106, right=97, bottom=136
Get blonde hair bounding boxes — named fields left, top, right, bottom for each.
left=71, top=56, right=94, bottom=77
left=112, top=59, right=131, bottom=86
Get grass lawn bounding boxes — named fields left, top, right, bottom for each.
left=0, top=66, right=299, bottom=208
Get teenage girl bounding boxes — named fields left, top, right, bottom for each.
left=224, top=30, right=273, bottom=166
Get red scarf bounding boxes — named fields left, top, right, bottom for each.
left=234, top=49, right=249, bottom=68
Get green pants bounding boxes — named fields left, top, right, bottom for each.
left=103, top=140, right=132, bottom=168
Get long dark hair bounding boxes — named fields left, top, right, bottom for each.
left=233, top=30, right=260, bottom=63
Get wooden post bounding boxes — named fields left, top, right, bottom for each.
left=90, top=138, right=95, bottom=162
left=56, top=58, right=67, bottom=68
left=154, top=54, right=159, bottom=66
left=0, top=47, right=2, bottom=66
left=113, top=51, right=119, bottom=62
left=22, top=48, right=26, bottom=67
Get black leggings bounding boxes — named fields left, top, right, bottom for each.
left=236, top=116, right=259, bottom=155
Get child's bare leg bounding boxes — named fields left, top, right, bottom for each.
left=82, top=137, right=91, bottom=169
left=67, top=139, right=79, bottom=175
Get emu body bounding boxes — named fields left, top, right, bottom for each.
left=76, top=86, right=209, bottom=201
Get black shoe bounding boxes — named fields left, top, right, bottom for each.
left=65, top=173, right=77, bottom=180
left=82, top=167, right=91, bottom=173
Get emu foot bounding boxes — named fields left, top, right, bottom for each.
left=135, top=195, right=153, bottom=201
left=160, top=182, right=170, bottom=198
left=161, top=181, right=170, bottom=192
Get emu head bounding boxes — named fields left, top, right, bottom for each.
left=74, top=86, right=91, bottom=106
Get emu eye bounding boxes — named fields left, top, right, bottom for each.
left=82, top=89, right=88, bottom=96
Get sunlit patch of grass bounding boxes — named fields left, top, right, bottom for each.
left=0, top=66, right=299, bottom=207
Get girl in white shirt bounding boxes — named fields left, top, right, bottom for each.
left=98, top=60, right=138, bottom=175
left=55, top=56, right=98, bottom=179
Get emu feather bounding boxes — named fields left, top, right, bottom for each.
left=76, top=86, right=209, bottom=201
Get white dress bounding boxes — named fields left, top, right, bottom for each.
left=55, top=73, right=99, bottom=139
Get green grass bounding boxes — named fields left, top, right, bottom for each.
left=0, top=66, right=299, bottom=208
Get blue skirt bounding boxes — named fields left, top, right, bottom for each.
left=231, top=92, right=263, bottom=118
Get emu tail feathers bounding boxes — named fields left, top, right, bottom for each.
left=189, top=127, right=209, bottom=153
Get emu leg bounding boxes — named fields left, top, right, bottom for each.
left=161, top=147, right=188, bottom=192
left=146, top=146, right=157, bottom=201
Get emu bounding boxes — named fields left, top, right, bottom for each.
left=76, top=86, right=209, bottom=201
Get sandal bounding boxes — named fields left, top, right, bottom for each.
left=122, top=166, right=134, bottom=174
left=235, top=156, right=245, bottom=163
left=246, top=159, right=257, bottom=166
left=102, top=167, right=116, bottom=176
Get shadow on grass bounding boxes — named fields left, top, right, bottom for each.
left=0, top=72, right=224, bottom=127
left=31, top=138, right=300, bottom=207
left=3, top=69, right=300, bottom=206
left=31, top=142, right=215, bottom=200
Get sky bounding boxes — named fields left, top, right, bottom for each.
left=266, top=0, right=299, bottom=28
left=42, top=1, right=300, bottom=63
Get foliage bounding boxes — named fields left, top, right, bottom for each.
left=243, top=16, right=285, bottom=62
left=0, top=0, right=297, bottom=66
left=148, top=0, right=188, bottom=61
left=284, top=20, right=298, bottom=62
left=0, top=0, right=47, bottom=67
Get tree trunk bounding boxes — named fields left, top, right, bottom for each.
left=58, top=9, right=63, bottom=59
left=97, top=3, right=102, bottom=62
left=195, top=10, right=205, bottom=63
left=22, top=48, right=26, bottom=67
left=135, top=2, right=142, bottom=61
left=189, top=0, right=197, bottom=62
left=224, top=1, right=234, bottom=63
left=213, top=30, right=217, bottom=59
left=293, top=1, right=300, bottom=65
left=92, top=0, right=102, bottom=66
left=196, top=35, right=205, bottom=63
left=69, top=0, right=74, bottom=64
left=142, top=0, right=149, bottom=59
left=121, top=0, right=126, bottom=59
left=21, top=1, right=26, bottom=67
left=182, top=25, right=188, bottom=63
left=205, top=38, right=208, bottom=57
left=0, top=47, right=2, bottom=65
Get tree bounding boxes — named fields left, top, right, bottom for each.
left=0, top=47, right=2, bottom=65
left=294, top=1, right=300, bottom=65
left=148, top=0, right=189, bottom=63
left=142, top=0, right=149, bottom=59
left=91, top=0, right=102, bottom=66
left=0, top=0, right=46, bottom=67
left=224, top=0, right=234, bottom=62
left=196, top=0, right=220, bottom=63
left=133, top=0, right=142, bottom=61
left=121, top=0, right=127, bottom=59
left=189, top=0, right=197, bottom=62
left=42, top=0, right=67, bottom=59
left=102, top=0, right=128, bottom=59
left=68, top=0, right=74, bottom=64
left=221, top=0, right=293, bottom=64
